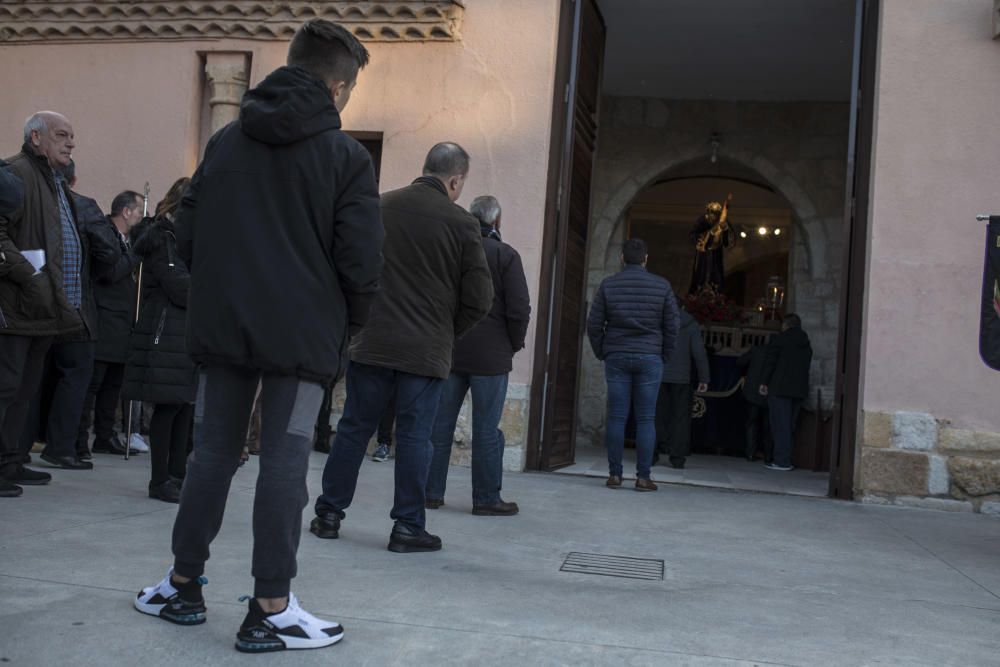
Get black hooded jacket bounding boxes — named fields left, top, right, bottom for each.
left=174, top=66, right=384, bottom=385
left=122, top=217, right=197, bottom=404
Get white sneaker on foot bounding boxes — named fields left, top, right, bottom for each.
left=235, top=593, right=344, bottom=653
left=134, top=567, right=207, bottom=625
left=130, top=433, right=150, bottom=452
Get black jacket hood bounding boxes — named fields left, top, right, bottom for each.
left=239, top=66, right=342, bottom=145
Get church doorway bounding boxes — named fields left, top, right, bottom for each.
left=529, top=0, right=880, bottom=499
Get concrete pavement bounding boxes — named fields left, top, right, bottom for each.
left=2, top=451, right=999, bottom=666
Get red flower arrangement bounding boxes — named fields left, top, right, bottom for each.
left=683, top=285, right=745, bottom=324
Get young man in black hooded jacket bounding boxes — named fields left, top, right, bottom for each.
left=132, top=20, right=383, bottom=653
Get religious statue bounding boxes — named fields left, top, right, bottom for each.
left=689, top=194, right=736, bottom=294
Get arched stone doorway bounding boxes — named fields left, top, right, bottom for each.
left=577, top=153, right=841, bottom=450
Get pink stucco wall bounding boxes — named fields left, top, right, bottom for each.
left=0, top=0, right=561, bottom=386
left=864, top=0, right=1000, bottom=431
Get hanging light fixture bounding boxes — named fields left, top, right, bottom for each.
left=709, top=133, right=721, bottom=164
left=739, top=230, right=748, bottom=239
left=773, top=228, right=782, bottom=236
left=757, top=226, right=768, bottom=236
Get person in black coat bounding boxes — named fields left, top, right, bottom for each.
left=122, top=178, right=197, bottom=502
left=134, top=22, right=379, bottom=648
left=759, top=313, right=812, bottom=471
left=737, top=344, right=771, bottom=462
left=76, top=190, right=143, bottom=458
left=425, top=195, right=530, bottom=515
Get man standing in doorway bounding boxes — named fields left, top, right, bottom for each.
left=759, top=313, right=812, bottom=472
left=77, top=190, right=143, bottom=458
left=0, top=111, right=85, bottom=495
left=425, top=195, right=531, bottom=515
left=311, top=142, right=493, bottom=551
left=132, top=20, right=382, bottom=653
left=655, top=295, right=709, bottom=470
left=587, top=238, right=679, bottom=491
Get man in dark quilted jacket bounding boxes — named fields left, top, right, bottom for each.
left=587, top=238, right=679, bottom=492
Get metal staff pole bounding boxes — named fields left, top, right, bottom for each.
left=123, top=182, right=150, bottom=460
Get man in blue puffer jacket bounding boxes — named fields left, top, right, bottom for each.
left=587, top=238, right=679, bottom=491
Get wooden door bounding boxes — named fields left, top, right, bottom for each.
left=829, top=0, right=880, bottom=499
left=528, top=0, right=605, bottom=471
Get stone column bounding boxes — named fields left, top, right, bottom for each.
left=204, top=52, right=250, bottom=135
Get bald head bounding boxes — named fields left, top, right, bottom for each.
left=24, top=111, right=75, bottom=168
left=422, top=142, right=469, bottom=202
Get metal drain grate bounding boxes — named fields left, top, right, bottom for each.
left=560, top=552, right=664, bottom=580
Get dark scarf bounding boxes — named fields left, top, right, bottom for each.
left=411, top=175, right=448, bottom=197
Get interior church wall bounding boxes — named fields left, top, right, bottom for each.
left=577, top=96, right=850, bottom=449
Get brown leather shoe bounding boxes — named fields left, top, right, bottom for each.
left=606, top=475, right=622, bottom=488
left=472, top=500, right=519, bottom=516
left=635, top=478, right=658, bottom=492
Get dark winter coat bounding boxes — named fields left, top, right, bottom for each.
left=175, top=65, right=383, bottom=386
left=737, top=345, right=768, bottom=407
left=350, top=177, right=494, bottom=379
left=586, top=264, right=679, bottom=362
left=661, top=310, right=709, bottom=385
left=0, top=146, right=86, bottom=337
left=122, top=217, right=197, bottom=404
left=0, top=160, right=24, bottom=216
left=761, top=325, right=813, bottom=399
left=451, top=225, right=531, bottom=376
left=69, top=191, right=105, bottom=342
left=84, top=215, right=140, bottom=363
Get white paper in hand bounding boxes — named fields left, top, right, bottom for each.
left=22, top=249, right=45, bottom=274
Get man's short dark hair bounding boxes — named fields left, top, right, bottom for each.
left=422, top=142, right=470, bottom=178
left=111, top=190, right=142, bottom=217
left=58, top=159, right=75, bottom=185
left=622, top=238, right=648, bottom=265
left=784, top=313, right=802, bottom=328
left=287, top=19, right=370, bottom=84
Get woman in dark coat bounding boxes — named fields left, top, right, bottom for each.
left=122, top=178, right=196, bottom=503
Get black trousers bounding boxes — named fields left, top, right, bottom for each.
left=149, top=402, right=194, bottom=485
left=745, top=404, right=772, bottom=461
left=77, top=360, right=125, bottom=452
left=30, top=341, right=95, bottom=459
left=655, top=382, right=693, bottom=460
left=0, top=335, right=53, bottom=470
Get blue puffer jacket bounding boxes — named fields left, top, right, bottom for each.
left=586, top=264, right=679, bottom=361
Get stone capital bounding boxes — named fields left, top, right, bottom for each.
left=204, top=52, right=250, bottom=136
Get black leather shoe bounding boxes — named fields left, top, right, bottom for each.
left=388, top=522, right=441, bottom=553
left=472, top=500, right=519, bottom=516
left=41, top=453, right=93, bottom=470
left=668, top=457, right=686, bottom=470
left=77, top=448, right=92, bottom=461
left=425, top=498, right=444, bottom=510
left=148, top=479, right=181, bottom=503
left=0, top=479, right=23, bottom=497
left=92, top=437, right=138, bottom=455
left=310, top=513, right=341, bottom=539
left=2, top=464, right=51, bottom=486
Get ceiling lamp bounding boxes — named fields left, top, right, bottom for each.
left=773, top=228, right=782, bottom=236
left=739, top=231, right=747, bottom=239
left=757, top=226, right=768, bottom=236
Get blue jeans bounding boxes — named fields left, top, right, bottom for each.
left=604, top=353, right=663, bottom=479
left=426, top=372, right=508, bottom=506
left=315, top=362, right=443, bottom=530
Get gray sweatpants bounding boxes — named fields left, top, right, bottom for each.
left=171, top=365, right=323, bottom=598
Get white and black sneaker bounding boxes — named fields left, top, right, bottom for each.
left=235, top=593, right=344, bottom=653
left=134, top=567, right=207, bottom=625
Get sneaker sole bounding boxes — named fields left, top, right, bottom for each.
left=371, top=456, right=388, bottom=462
left=387, top=541, right=442, bottom=553
left=235, top=630, right=344, bottom=653
left=133, top=598, right=206, bottom=626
